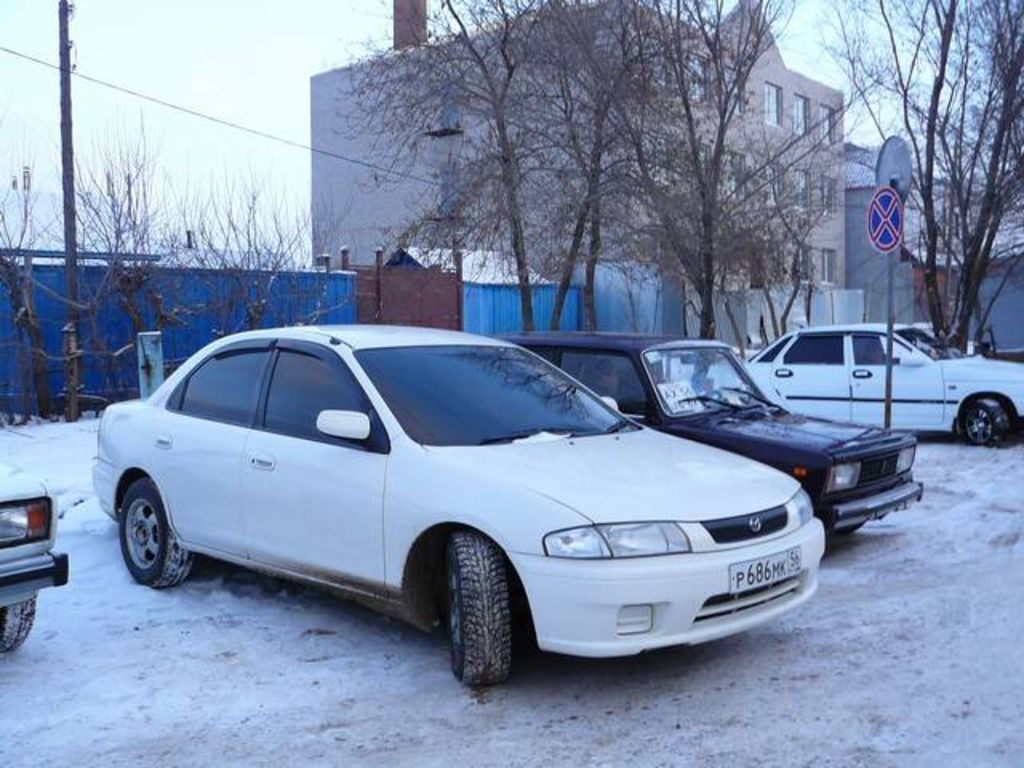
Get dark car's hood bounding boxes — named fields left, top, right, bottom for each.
left=667, top=408, right=899, bottom=456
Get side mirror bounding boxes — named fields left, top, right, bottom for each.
left=900, top=354, right=928, bottom=368
left=600, top=395, right=620, bottom=412
left=316, top=410, right=371, bottom=441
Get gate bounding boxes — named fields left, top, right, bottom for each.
left=350, top=250, right=463, bottom=330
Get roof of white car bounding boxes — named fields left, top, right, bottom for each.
left=251, top=325, right=508, bottom=350
left=788, top=323, right=913, bottom=335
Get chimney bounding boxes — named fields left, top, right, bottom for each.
left=394, top=0, right=428, bottom=49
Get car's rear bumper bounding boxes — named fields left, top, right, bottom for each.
left=0, top=552, right=69, bottom=607
left=822, top=481, right=924, bottom=532
left=510, top=519, right=824, bottom=658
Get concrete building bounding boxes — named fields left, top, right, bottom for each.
left=311, top=1, right=848, bottom=331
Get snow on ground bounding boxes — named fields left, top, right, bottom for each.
left=0, top=421, right=1022, bottom=767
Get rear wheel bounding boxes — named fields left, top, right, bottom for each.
left=960, top=398, right=1009, bottom=446
left=0, top=596, right=37, bottom=653
left=446, top=531, right=512, bottom=686
left=119, top=477, right=193, bottom=588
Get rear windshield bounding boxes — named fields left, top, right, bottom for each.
left=356, top=345, right=623, bottom=446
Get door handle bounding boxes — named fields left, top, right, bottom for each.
left=852, top=369, right=873, bottom=379
left=250, top=454, right=275, bottom=471
left=155, top=435, right=173, bottom=449
left=775, top=368, right=794, bottom=378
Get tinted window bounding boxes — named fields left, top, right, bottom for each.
left=783, top=335, right=844, bottom=365
left=561, top=351, right=649, bottom=415
left=526, top=346, right=561, bottom=364
left=264, top=350, right=368, bottom=441
left=180, top=349, right=269, bottom=426
left=853, top=335, right=887, bottom=366
left=356, top=345, right=625, bottom=447
left=756, top=336, right=790, bottom=363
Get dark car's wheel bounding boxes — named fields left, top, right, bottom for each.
left=960, top=398, right=1009, bottom=446
left=0, top=596, right=37, bottom=653
left=446, top=530, right=512, bottom=686
left=119, top=477, right=193, bottom=588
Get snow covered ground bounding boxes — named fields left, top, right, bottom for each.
left=0, top=420, right=1021, bottom=767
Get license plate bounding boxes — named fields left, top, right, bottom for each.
left=728, top=547, right=802, bottom=594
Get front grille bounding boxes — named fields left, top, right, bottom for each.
left=858, top=453, right=899, bottom=485
left=701, top=505, right=787, bottom=544
left=694, top=578, right=801, bottom=622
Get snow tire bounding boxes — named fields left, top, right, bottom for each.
left=0, top=596, right=37, bottom=653
left=446, top=530, right=512, bottom=687
left=960, top=398, right=1009, bottom=447
left=119, top=477, right=193, bottom=588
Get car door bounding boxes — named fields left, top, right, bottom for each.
left=560, top=349, right=653, bottom=419
left=241, top=341, right=388, bottom=585
left=848, top=333, right=947, bottom=429
left=155, top=343, right=272, bottom=556
left=770, top=333, right=852, bottom=421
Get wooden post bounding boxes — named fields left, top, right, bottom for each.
left=61, top=323, right=80, bottom=416
left=137, top=331, right=164, bottom=399
left=375, top=247, right=385, bottom=323
left=453, top=242, right=464, bottom=331
left=340, top=246, right=350, bottom=271
left=59, top=0, right=80, bottom=422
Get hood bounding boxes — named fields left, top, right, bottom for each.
left=0, top=463, right=48, bottom=502
left=671, top=410, right=894, bottom=455
left=939, top=356, right=1024, bottom=384
left=426, top=428, right=800, bottom=524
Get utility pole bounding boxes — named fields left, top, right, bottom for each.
left=59, top=0, right=81, bottom=422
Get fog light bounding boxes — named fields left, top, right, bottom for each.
left=617, top=604, right=653, bottom=635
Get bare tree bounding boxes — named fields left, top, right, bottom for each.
left=837, top=0, right=1024, bottom=347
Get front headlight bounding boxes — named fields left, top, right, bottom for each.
left=896, top=445, right=916, bottom=473
left=0, top=499, right=51, bottom=547
left=825, top=462, right=860, bottom=493
left=785, top=489, right=815, bottom=526
left=544, top=522, right=690, bottom=559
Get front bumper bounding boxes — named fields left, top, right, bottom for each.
left=510, top=519, right=824, bottom=658
left=822, top=480, right=924, bottom=533
left=0, top=552, right=69, bottom=607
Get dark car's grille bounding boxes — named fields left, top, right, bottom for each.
left=858, top=454, right=899, bottom=485
left=701, top=505, right=788, bottom=544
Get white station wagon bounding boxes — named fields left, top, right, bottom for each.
left=93, top=326, right=824, bottom=685
left=748, top=324, right=1024, bottom=445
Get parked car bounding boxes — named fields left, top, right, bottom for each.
left=94, top=326, right=825, bottom=686
left=506, top=333, right=923, bottom=537
left=0, top=464, right=69, bottom=652
left=746, top=324, right=1024, bottom=445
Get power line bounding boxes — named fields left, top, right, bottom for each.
left=0, top=43, right=437, bottom=187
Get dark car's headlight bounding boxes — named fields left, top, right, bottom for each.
left=0, top=498, right=51, bottom=547
left=825, top=462, right=860, bottom=493
left=544, top=523, right=691, bottom=558
left=896, top=446, right=916, bottom=473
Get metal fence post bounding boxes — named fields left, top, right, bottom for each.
left=137, top=331, right=164, bottom=399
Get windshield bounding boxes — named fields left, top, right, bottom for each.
left=643, top=346, right=769, bottom=417
left=355, top=345, right=627, bottom=446
left=896, top=328, right=964, bottom=360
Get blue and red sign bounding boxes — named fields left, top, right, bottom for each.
left=867, top=186, right=904, bottom=253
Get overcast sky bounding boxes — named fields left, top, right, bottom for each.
left=1, top=0, right=864, bottom=233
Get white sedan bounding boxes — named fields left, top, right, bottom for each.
left=747, top=324, right=1024, bottom=444
left=93, top=326, right=824, bottom=685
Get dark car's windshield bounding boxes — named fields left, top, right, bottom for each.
left=356, top=345, right=627, bottom=446
left=643, top=346, right=770, bottom=417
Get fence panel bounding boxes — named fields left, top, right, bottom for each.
left=463, top=283, right=581, bottom=335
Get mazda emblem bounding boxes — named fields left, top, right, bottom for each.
left=748, top=516, right=762, bottom=533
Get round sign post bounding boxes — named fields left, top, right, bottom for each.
left=872, top=137, right=912, bottom=429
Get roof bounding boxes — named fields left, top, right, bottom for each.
left=217, top=325, right=508, bottom=351
left=502, top=331, right=729, bottom=353
left=789, top=323, right=912, bottom=335
left=845, top=142, right=878, bottom=189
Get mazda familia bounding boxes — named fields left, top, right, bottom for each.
left=93, top=326, right=825, bottom=686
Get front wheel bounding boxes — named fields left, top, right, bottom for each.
left=446, top=531, right=512, bottom=686
left=0, top=596, right=37, bottom=652
left=960, top=398, right=1009, bottom=446
left=119, top=477, right=193, bottom=588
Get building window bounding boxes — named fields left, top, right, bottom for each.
left=819, top=175, right=836, bottom=215
left=819, top=105, right=836, bottom=143
left=820, top=248, right=838, bottom=284
left=689, top=55, right=710, bottom=102
left=793, top=95, right=810, bottom=136
left=795, top=170, right=810, bottom=208
left=764, top=83, right=782, bottom=127
left=766, top=166, right=778, bottom=204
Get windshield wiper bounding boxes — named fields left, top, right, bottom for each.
left=477, top=429, right=571, bottom=446
left=601, top=419, right=635, bottom=435
left=695, top=395, right=742, bottom=410
left=719, top=387, right=780, bottom=410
